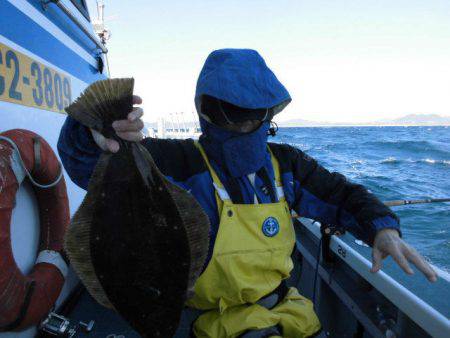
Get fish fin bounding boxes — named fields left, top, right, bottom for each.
left=165, top=181, right=210, bottom=291
left=64, top=153, right=114, bottom=309
left=131, top=143, right=155, bottom=187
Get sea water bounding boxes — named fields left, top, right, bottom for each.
left=273, top=126, right=450, bottom=271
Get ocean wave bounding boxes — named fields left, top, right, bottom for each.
left=365, top=140, right=449, bottom=155
left=350, top=159, right=366, bottom=165
left=367, top=140, right=432, bottom=148
left=380, top=157, right=450, bottom=166
left=287, top=142, right=312, bottom=151
left=420, top=158, right=450, bottom=166
left=380, top=157, right=399, bottom=164
left=277, top=128, right=450, bottom=269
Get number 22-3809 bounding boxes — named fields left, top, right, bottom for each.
left=0, top=47, right=71, bottom=113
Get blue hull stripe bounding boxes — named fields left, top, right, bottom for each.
left=25, top=0, right=98, bottom=57
left=0, top=1, right=105, bottom=84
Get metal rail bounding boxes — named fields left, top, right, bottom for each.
left=300, top=219, right=450, bottom=338
left=43, top=0, right=108, bottom=53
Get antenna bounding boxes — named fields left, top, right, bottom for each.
left=97, top=0, right=104, bottom=22
left=92, top=0, right=111, bottom=44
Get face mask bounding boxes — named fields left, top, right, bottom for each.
left=199, top=118, right=270, bottom=178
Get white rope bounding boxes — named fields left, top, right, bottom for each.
left=36, top=250, right=69, bottom=278
left=0, top=135, right=63, bottom=189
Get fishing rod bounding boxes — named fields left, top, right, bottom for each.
left=291, top=198, right=450, bottom=219
left=384, top=198, right=450, bottom=207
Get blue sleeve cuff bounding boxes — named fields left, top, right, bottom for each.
left=67, top=116, right=99, bottom=154
left=58, top=116, right=102, bottom=190
left=372, top=216, right=402, bottom=237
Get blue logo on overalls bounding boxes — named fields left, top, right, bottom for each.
left=262, top=217, right=280, bottom=237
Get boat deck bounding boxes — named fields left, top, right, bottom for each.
left=30, top=218, right=450, bottom=338
left=54, top=291, right=139, bottom=338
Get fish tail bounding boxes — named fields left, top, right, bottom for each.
left=65, top=78, right=134, bottom=139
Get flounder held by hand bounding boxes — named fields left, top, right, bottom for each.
left=64, top=78, right=210, bottom=337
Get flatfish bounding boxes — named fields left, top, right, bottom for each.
left=64, top=78, right=210, bottom=337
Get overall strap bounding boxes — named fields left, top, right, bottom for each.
left=195, top=142, right=232, bottom=202
left=267, top=147, right=285, bottom=201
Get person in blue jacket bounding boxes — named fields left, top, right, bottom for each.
left=58, top=49, right=437, bottom=337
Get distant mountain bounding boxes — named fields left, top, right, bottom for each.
left=278, top=113, right=450, bottom=127
left=276, top=118, right=334, bottom=127
left=375, top=114, right=450, bottom=126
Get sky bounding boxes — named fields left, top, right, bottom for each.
left=86, top=0, right=450, bottom=123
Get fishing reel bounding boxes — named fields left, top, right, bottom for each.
left=40, top=312, right=94, bottom=337
left=320, top=223, right=346, bottom=264
left=268, top=121, right=278, bottom=136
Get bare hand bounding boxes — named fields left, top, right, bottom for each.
left=371, top=229, right=437, bottom=282
left=91, top=95, right=144, bottom=152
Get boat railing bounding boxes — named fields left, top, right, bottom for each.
left=42, top=0, right=108, bottom=53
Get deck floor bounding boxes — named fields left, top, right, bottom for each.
left=68, top=291, right=139, bottom=338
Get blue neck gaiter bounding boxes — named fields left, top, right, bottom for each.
left=199, top=118, right=270, bottom=178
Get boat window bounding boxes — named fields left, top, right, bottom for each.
left=70, top=0, right=90, bottom=21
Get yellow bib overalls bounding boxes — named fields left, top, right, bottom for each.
left=186, top=143, right=320, bottom=338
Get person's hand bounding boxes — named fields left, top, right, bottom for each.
left=91, top=95, right=144, bottom=152
left=371, top=228, right=437, bottom=282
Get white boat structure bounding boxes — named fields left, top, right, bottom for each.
left=153, top=113, right=201, bottom=139
left=0, top=1, right=449, bottom=337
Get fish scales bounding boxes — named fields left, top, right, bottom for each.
left=89, top=145, right=190, bottom=337
left=135, top=142, right=211, bottom=293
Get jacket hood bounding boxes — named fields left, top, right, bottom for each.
left=195, top=49, right=291, bottom=115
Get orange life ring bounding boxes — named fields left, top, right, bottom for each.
left=0, top=129, right=69, bottom=331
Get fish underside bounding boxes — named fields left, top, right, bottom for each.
left=64, top=78, right=210, bottom=338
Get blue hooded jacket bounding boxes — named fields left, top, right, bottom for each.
left=194, top=49, right=291, bottom=112
left=196, top=49, right=290, bottom=179
left=58, top=49, right=400, bottom=263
